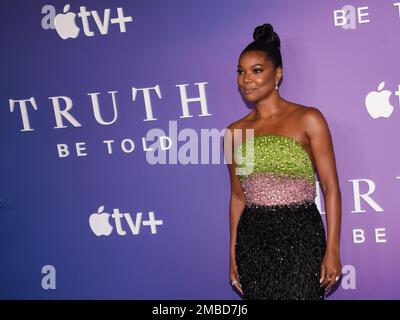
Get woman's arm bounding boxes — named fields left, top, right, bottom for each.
left=303, top=107, right=342, bottom=290
left=224, top=125, right=245, bottom=295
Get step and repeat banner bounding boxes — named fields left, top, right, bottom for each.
left=0, top=0, right=399, bottom=299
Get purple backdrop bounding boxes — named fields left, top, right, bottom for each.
left=1, top=0, right=399, bottom=299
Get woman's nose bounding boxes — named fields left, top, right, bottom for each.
left=243, top=72, right=252, bottom=83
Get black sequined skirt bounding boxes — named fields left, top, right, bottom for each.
left=235, top=201, right=326, bottom=300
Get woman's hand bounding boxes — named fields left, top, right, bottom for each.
left=230, top=260, right=244, bottom=295
left=320, top=249, right=342, bottom=290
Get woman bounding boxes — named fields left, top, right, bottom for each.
left=224, top=23, right=342, bottom=299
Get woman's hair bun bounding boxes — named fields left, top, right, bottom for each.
left=253, top=23, right=280, bottom=49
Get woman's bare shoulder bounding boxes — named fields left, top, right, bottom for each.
left=227, top=110, right=255, bottom=131
left=287, top=103, right=324, bottom=121
left=292, top=104, right=331, bottom=139
left=298, top=105, right=327, bottom=123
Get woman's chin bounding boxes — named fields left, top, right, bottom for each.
left=243, top=95, right=258, bottom=103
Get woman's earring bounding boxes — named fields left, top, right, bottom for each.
left=275, top=82, right=278, bottom=90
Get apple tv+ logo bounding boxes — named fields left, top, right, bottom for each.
left=365, top=81, right=400, bottom=119
left=89, top=206, right=163, bottom=237
left=41, top=4, right=133, bottom=40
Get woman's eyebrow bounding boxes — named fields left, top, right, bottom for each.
left=237, top=63, right=266, bottom=68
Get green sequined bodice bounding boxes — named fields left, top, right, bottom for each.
left=236, top=134, right=315, bottom=181
left=235, top=134, right=317, bottom=207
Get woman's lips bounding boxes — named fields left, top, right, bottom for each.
left=243, top=88, right=257, bottom=94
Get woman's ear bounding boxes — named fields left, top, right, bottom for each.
left=276, top=67, right=283, bottom=83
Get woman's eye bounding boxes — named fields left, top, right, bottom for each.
left=237, top=70, right=243, bottom=74
left=254, top=69, right=263, bottom=73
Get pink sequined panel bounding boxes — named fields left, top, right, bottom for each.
left=241, top=172, right=316, bottom=207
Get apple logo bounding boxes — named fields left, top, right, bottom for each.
left=54, top=4, right=80, bottom=40
left=89, top=205, right=113, bottom=236
left=365, top=81, right=394, bottom=119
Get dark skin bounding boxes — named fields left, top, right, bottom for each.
left=225, top=50, right=342, bottom=296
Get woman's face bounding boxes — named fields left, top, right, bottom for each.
left=237, top=50, right=282, bottom=102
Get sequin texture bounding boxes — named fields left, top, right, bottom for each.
left=235, top=134, right=316, bottom=207
left=235, top=201, right=326, bottom=300
left=241, top=172, right=315, bottom=207
left=234, top=134, right=326, bottom=300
